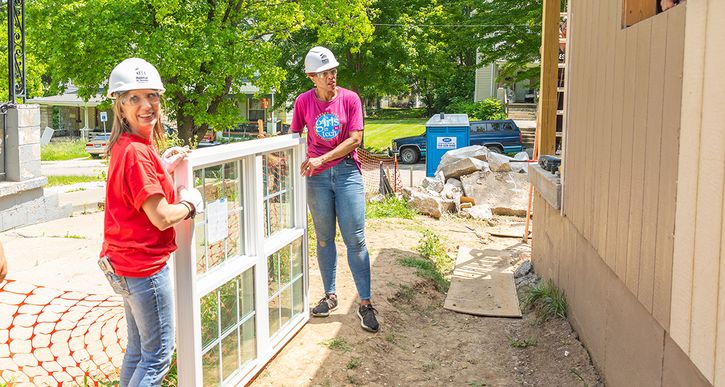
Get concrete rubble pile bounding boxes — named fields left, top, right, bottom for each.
left=401, top=145, right=531, bottom=220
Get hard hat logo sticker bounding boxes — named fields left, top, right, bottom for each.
left=135, top=68, right=149, bottom=83
left=314, top=113, right=340, bottom=140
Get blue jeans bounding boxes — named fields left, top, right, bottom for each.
left=307, top=158, right=371, bottom=300
left=117, top=265, right=175, bottom=387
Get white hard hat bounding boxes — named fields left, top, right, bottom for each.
left=304, top=46, right=339, bottom=74
left=107, top=58, right=165, bottom=98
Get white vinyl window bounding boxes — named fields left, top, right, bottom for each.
left=173, top=134, right=308, bottom=386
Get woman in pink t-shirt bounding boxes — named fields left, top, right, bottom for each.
left=291, top=46, right=379, bottom=333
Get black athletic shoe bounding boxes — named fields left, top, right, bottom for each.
left=357, top=304, right=379, bottom=333
left=312, top=295, right=338, bottom=317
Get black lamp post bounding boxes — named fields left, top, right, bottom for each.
left=7, top=0, right=25, bottom=103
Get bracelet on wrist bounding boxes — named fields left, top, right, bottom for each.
left=181, top=200, right=196, bottom=220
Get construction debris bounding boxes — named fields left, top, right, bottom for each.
left=401, top=147, right=532, bottom=219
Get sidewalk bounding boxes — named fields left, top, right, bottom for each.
left=1, top=208, right=111, bottom=295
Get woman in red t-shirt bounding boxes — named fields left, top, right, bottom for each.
left=99, top=58, right=203, bottom=387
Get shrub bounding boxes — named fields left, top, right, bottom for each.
left=446, top=97, right=507, bottom=121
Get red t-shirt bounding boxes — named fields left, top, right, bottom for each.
left=100, top=133, right=176, bottom=277
left=290, top=87, right=364, bottom=174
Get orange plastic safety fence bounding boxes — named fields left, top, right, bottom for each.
left=357, top=149, right=401, bottom=195
left=0, top=279, right=126, bottom=386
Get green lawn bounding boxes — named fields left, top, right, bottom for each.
left=363, top=118, right=426, bottom=153
left=41, top=139, right=89, bottom=161
left=46, top=175, right=105, bottom=187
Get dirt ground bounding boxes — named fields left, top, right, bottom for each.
left=251, top=214, right=603, bottom=387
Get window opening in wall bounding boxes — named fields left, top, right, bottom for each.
left=623, top=0, right=684, bottom=28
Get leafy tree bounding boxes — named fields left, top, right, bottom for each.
left=30, top=0, right=374, bottom=144
left=474, top=0, right=567, bottom=87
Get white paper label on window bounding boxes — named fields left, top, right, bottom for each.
left=207, top=198, right=228, bottom=244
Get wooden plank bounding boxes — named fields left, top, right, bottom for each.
left=690, top=0, right=725, bottom=379
left=623, top=0, right=657, bottom=28
left=562, top=0, right=579, bottom=220
left=575, top=0, right=595, bottom=236
left=713, top=2, right=725, bottom=382
left=538, top=0, right=561, bottom=157
left=569, top=0, right=592, bottom=233
left=624, top=22, right=652, bottom=294
left=615, top=30, right=637, bottom=281
left=637, top=14, right=667, bottom=314
left=587, top=0, right=606, bottom=249
left=653, top=5, right=685, bottom=333
left=605, top=27, right=628, bottom=272
left=669, top=0, right=708, bottom=355
left=595, top=0, right=617, bottom=260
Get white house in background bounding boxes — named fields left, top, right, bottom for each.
left=474, top=57, right=538, bottom=104
left=28, top=84, right=286, bottom=137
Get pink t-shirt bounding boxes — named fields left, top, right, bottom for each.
left=290, top=87, right=364, bottom=174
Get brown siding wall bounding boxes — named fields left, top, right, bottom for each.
left=561, top=1, right=684, bottom=328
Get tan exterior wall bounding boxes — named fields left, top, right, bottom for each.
left=533, top=193, right=710, bottom=386
left=530, top=0, right=725, bottom=384
left=669, top=0, right=725, bottom=385
left=562, top=0, right=684, bottom=327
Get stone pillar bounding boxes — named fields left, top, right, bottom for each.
left=5, top=104, right=42, bottom=182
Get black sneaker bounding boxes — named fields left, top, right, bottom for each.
left=357, top=304, right=379, bottom=333
left=312, top=295, right=338, bottom=317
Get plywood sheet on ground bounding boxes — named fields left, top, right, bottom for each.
left=444, top=245, right=522, bottom=318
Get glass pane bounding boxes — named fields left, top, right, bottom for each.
left=263, top=200, right=270, bottom=237
left=241, top=318, right=256, bottom=364
left=202, top=344, right=220, bottom=387
left=207, top=238, right=225, bottom=270
left=219, top=279, right=238, bottom=334
left=224, top=161, right=241, bottom=211
left=226, top=210, right=241, bottom=259
left=292, top=277, right=304, bottom=316
left=280, top=286, right=292, bottom=328
left=204, top=165, right=224, bottom=202
left=195, top=220, right=206, bottom=275
left=280, top=245, right=291, bottom=287
left=291, top=238, right=302, bottom=278
left=281, top=190, right=292, bottom=230
left=240, top=268, right=255, bottom=319
left=200, top=292, right=219, bottom=350
left=268, top=296, right=280, bottom=337
left=263, top=150, right=293, bottom=237
left=267, top=253, right=279, bottom=296
left=221, top=329, right=239, bottom=382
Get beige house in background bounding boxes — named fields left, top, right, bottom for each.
left=532, top=1, right=724, bottom=386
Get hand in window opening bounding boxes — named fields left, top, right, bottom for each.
left=661, top=0, right=681, bottom=11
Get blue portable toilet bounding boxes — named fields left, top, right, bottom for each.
left=425, top=113, right=470, bottom=177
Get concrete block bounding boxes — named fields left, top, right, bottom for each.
left=529, top=164, right=561, bottom=210
left=604, top=267, right=665, bottom=387
left=569, top=233, right=611, bottom=372
left=488, top=152, right=512, bottom=172
left=1, top=206, right=28, bottom=231
left=662, top=336, right=711, bottom=387
left=17, top=104, right=41, bottom=127
left=0, top=177, right=46, bottom=198
left=18, top=125, right=41, bottom=145
left=18, top=144, right=42, bottom=180
left=461, top=171, right=529, bottom=216
left=441, top=157, right=488, bottom=180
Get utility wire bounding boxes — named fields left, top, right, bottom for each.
left=373, top=23, right=533, bottom=28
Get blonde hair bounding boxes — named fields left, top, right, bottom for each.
left=105, top=92, right=166, bottom=157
